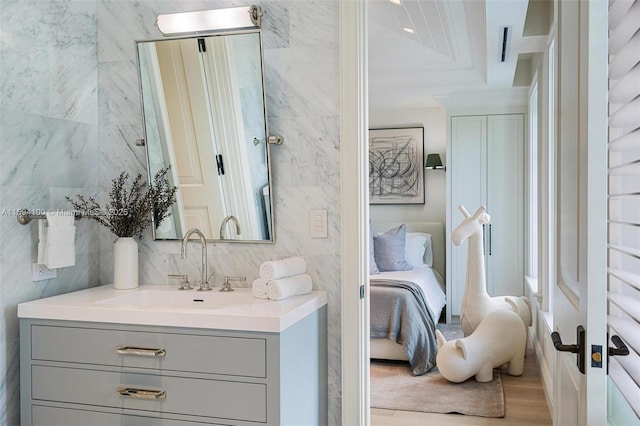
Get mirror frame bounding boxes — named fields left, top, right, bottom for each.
left=135, top=28, right=275, bottom=243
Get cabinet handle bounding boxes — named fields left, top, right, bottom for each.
left=117, top=387, right=167, bottom=400
left=489, top=224, right=492, bottom=256
left=116, top=346, right=166, bottom=357
left=482, top=224, right=486, bottom=255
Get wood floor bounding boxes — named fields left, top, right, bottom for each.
left=371, top=347, right=552, bottom=426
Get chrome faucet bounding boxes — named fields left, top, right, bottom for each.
left=219, top=215, right=242, bottom=239
left=220, top=275, right=246, bottom=292
left=181, top=228, right=211, bottom=291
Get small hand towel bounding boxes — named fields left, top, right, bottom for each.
left=43, top=212, right=76, bottom=269
left=37, top=220, right=48, bottom=264
left=266, top=274, right=313, bottom=301
left=252, top=278, right=268, bottom=299
left=259, top=257, right=306, bottom=280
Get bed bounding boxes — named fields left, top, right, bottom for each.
left=369, top=221, right=446, bottom=375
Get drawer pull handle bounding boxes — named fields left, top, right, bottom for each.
left=116, top=346, right=166, bottom=357
left=117, top=387, right=167, bottom=400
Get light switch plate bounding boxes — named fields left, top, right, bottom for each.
left=309, top=209, right=328, bottom=238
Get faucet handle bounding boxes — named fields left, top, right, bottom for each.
left=221, top=275, right=246, bottom=292
left=169, top=274, right=192, bottom=290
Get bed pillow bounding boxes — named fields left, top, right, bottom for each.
left=405, top=233, right=427, bottom=267
left=369, top=223, right=379, bottom=274
left=406, top=232, right=433, bottom=267
left=373, top=224, right=412, bottom=272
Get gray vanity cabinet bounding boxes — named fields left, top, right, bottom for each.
left=20, top=307, right=327, bottom=426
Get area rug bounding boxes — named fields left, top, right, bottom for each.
left=370, top=362, right=505, bottom=418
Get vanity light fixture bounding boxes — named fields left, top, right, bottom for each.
left=425, top=153, right=446, bottom=171
left=156, top=5, right=262, bottom=36
left=403, top=27, right=415, bottom=34
left=389, top=0, right=402, bottom=5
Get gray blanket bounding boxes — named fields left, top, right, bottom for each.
left=370, top=279, right=437, bottom=376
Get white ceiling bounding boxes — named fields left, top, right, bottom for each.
left=368, top=0, right=534, bottom=110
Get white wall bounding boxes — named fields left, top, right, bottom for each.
left=369, top=106, right=447, bottom=225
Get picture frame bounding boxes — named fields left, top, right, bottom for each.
left=369, top=127, right=425, bottom=205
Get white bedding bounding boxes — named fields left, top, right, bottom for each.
left=370, top=265, right=446, bottom=322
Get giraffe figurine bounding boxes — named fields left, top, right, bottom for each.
left=452, top=204, right=531, bottom=337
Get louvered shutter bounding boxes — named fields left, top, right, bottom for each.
left=607, top=0, right=640, bottom=418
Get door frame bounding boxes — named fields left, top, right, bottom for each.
left=340, top=0, right=369, bottom=424
left=341, top=0, right=611, bottom=424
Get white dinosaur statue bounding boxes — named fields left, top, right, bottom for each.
left=452, top=204, right=531, bottom=337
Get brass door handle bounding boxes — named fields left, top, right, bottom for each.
left=116, top=346, right=166, bottom=357
left=117, top=387, right=166, bottom=400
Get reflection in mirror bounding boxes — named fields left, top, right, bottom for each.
left=137, top=31, right=273, bottom=242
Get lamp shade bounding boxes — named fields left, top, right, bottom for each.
left=425, top=153, right=445, bottom=170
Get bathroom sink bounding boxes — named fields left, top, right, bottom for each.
left=17, top=284, right=327, bottom=332
left=95, top=289, right=251, bottom=310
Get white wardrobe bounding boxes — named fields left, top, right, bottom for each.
left=447, top=114, right=525, bottom=319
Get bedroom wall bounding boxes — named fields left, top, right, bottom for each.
left=369, top=106, right=447, bottom=226
left=526, top=49, right=556, bottom=414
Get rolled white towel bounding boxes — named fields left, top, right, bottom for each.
left=252, top=278, right=268, bottom=299
left=259, top=257, right=306, bottom=280
left=266, top=274, right=313, bottom=301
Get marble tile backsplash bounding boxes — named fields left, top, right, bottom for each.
left=1, top=0, right=342, bottom=424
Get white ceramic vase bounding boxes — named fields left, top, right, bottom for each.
left=113, top=237, right=139, bottom=290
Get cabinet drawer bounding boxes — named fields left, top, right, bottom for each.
left=31, top=325, right=266, bottom=378
left=33, top=405, right=224, bottom=426
left=32, top=365, right=267, bottom=423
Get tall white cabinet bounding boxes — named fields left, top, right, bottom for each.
left=447, top=114, right=524, bottom=319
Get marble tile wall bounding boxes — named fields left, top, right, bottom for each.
left=0, top=0, right=341, bottom=424
left=0, top=1, right=101, bottom=424
left=96, top=0, right=342, bottom=423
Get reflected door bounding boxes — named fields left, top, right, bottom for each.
left=156, top=39, right=227, bottom=238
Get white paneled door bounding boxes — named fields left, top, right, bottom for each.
left=553, top=0, right=608, bottom=424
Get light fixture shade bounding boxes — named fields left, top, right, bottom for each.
left=425, top=153, right=445, bottom=170
left=157, top=5, right=261, bottom=36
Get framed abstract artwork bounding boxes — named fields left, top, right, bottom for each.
left=369, top=127, right=424, bottom=204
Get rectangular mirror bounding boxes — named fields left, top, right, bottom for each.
left=136, top=30, right=274, bottom=242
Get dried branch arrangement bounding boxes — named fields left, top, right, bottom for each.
left=67, top=168, right=177, bottom=238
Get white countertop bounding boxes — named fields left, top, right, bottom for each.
left=17, top=284, right=327, bottom=333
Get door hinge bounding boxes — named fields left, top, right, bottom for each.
left=197, top=38, right=206, bottom=53
left=359, top=284, right=365, bottom=299
left=216, top=154, right=225, bottom=175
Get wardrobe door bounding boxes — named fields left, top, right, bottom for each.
left=486, top=114, right=524, bottom=297
left=450, top=116, right=488, bottom=315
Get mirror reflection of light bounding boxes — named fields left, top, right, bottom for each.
left=157, top=7, right=258, bottom=35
